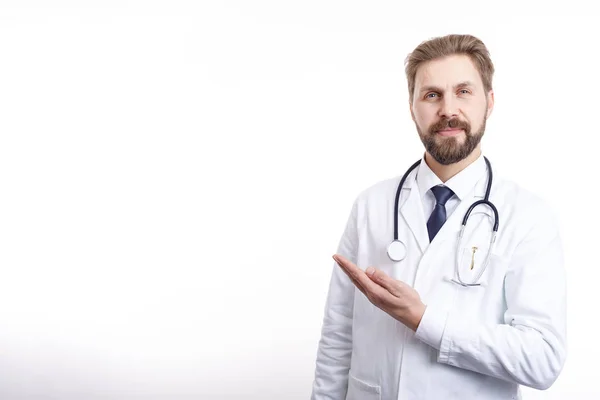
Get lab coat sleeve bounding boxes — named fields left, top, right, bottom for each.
left=416, top=204, right=567, bottom=390
left=311, top=198, right=359, bottom=400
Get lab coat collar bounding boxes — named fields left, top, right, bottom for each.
left=417, top=152, right=488, bottom=201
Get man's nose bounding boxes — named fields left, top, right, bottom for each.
left=438, top=96, right=459, bottom=119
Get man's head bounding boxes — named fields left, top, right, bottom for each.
left=405, top=34, right=495, bottom=165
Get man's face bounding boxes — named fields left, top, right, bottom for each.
left=410, top=54, right=494, bottom=165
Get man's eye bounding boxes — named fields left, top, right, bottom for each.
left=426, top=93, right=438, bottom=99
left=459, top=89, right=470, bottom=94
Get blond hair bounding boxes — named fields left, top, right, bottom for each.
left=404, top=34, right=494, bottom=103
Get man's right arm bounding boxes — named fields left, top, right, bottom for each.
left=311, top=199, right=359, bottom=400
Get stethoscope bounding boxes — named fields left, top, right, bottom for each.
left=387, top=157, right=499, bottom=287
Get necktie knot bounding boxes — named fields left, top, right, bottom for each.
left=430, top=185, right=454, bottom=206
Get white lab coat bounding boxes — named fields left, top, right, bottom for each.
left=311, top=161, right=567, bottom=400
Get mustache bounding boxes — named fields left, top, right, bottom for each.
left=429, top=117, right=470, bottom=133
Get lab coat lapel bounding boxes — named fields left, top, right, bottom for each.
left=399, top=178, right=429, bottom=254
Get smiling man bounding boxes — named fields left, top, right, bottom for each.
left=311, top=34, right=566, bottom=400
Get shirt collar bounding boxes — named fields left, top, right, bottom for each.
left=416, top=152, right=487, bottom=201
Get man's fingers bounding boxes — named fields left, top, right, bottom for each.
left=338, top=265, right=367, bottom=296
left=367, top=267, right=402, bottom=297
left=334, top=255, right=369, bottom=296
left=333, top=254, right=393, bottom=303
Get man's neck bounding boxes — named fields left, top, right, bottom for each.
left=424, top=147, right=481, bottom=183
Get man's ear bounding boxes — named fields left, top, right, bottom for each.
left=486, top=90, right=495, bottom=118
left=409, top=101, right=415, bottom=122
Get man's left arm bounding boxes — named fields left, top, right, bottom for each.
left=415, top=207, right=567, bottom=390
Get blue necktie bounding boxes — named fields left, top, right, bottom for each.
left=427, top=185, right=454, bottom=242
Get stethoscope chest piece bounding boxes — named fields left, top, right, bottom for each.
left=387, top=240, right=407, bottom=262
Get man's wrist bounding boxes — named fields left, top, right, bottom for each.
left=406, top=302, right=427, bottom=331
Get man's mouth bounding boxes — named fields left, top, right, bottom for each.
left=436, top=128, right=463, bottom=137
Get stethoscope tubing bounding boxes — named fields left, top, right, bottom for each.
left=389, top=156, right=499, bottom=286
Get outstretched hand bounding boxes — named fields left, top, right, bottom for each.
left=333, top=254, right=426, bottom=331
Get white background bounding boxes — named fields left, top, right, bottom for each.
left=0, top=1, right=597, bottom=399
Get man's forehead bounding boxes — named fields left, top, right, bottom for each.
left=415, top=55, right=482, bottom=88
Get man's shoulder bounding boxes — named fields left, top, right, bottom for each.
left=495, top=175, right=552, bottom=212
left=494, top=174, right=561, bottom=233
left=352, top=175, right=404, bottom=205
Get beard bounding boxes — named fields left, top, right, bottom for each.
left=416, top=113, right=487, bottom=165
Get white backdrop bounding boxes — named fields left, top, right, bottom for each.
left=0, top=1, right=597, bottom=399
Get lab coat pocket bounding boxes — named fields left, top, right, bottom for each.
left=452, top=249, right=510, bottom=322
left=346, top=373, right=381, bottom=400
left=456, top=245, right=491, bottom=286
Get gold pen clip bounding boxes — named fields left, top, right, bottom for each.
left=470, top=246, right=478, bottom=270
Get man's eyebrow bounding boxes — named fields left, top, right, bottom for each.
left=454, top=81, right=475, bottom=89
left=419, top=81, right=476, bottom=93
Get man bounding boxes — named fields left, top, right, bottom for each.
left=310, top=34, right=566, bottom=400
